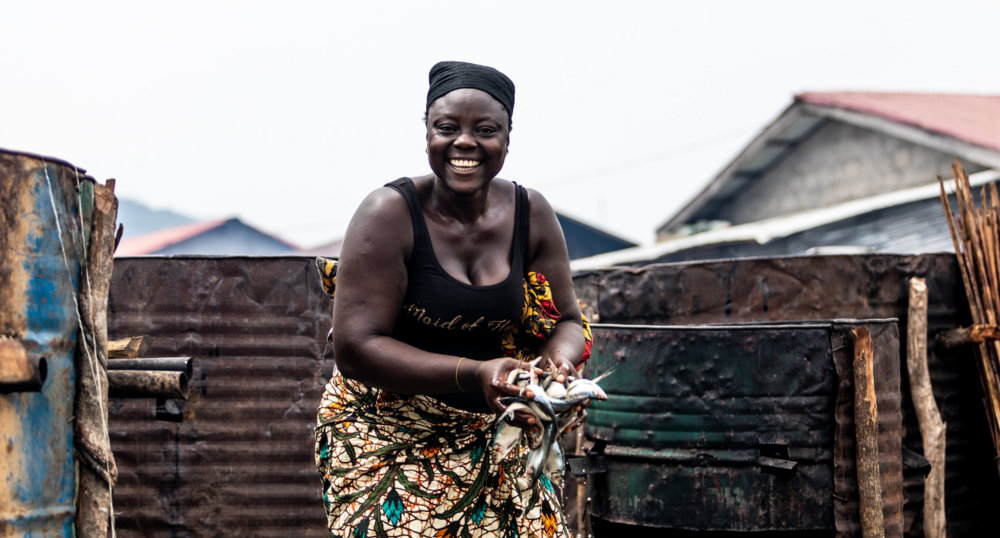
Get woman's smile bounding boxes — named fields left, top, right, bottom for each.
left=449, top=159, right=482, bottom=173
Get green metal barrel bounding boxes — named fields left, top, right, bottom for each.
left=584, top=321, right=902, bottom=534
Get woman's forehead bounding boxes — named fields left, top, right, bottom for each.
left=427, top=88, right=508, bottom=120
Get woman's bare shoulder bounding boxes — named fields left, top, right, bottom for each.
left=342, top=184, right=414, bottom=257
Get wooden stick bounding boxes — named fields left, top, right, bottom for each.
left=940, top=178, right=981, bottom=323
left=107, top=335, right=154, bottom=359
left=907, top=278, right=947, bottom=538
left=936, top=325, right=1000, bottom=348
left=852, top=327, right=885, bottom=538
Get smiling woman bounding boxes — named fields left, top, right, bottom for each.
left=314, top=61, right=589, bottom=538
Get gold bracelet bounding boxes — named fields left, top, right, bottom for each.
left=455, top=357, right=468, bottom=392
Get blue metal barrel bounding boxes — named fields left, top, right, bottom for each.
left=1, top=149, right=92, bottom=536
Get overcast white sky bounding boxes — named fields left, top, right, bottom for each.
left=3, top=1, right=999, bottom=247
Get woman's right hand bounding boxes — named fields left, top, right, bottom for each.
left=476, top=357, right=541, bottom=431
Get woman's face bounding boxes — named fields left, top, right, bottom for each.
left=425, top=88, right=510, bottom=196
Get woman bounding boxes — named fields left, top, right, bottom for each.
left=315, top=61, right=589, bottom=538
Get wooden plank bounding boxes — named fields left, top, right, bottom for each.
left=107, top=335, right=154, bottom=359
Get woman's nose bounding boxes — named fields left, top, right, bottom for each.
left=454, top=131, right=476, bottom=148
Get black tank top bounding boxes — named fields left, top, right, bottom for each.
left=386, top=177, right=527, bottom=413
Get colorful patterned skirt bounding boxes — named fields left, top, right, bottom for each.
left=315, top=371, right=569, bottom=538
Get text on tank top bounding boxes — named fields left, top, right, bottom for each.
left=385, top=177, right=528, bottom=413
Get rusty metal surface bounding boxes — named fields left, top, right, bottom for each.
left=107, top=370, right=189, bottom=399
left=574, top=254, right=997, bottom=536
left=106, top=256, right=333, bottom=537
left=585, top=321, right=901, bottom=533
left=1, top=149, right=93, bottom=536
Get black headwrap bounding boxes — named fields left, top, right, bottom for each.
left=426, top=61, right=515, bottom=123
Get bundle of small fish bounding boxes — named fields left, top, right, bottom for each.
left=490, top=366, right=610, bottom=487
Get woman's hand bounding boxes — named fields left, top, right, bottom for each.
left=475, top=358, right=542, bottom=430
left=530, top=355, right=590, bottom=433
left=532, top=355, right=577, bottom=384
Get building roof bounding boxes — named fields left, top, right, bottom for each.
left=798, top=92, right=1000, bottom=153
left=573, top=168, right=1000, bottom=271
left=115, top=218, right=297, bottom=256
left=555, top=212, right=637, bottom=260
left=116, top=219, right=229, bottom=255
left=658, top=92, right=1000, bottom=236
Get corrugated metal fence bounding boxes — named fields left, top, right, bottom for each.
left=574, top=254, right=999, bottom=537
left=107, top=256, right=333, bottom=537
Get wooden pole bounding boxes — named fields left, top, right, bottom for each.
left=852, top=327, right=885, bottom=538
left=74, top=180, right=118, bottom=538
left=907, top=278, right=947, bottom=538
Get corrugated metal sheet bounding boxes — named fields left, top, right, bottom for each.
left=574, top=254, right=998, bottom=536
left=106, top=256, right=334, bottom=537
left=1, top=149, right=92, bottom=536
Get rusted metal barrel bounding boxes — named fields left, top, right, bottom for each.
left=1, top=149, right=93, bottom=536
left=584, top=320, right=903, bottom=535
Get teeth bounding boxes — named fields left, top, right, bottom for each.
left=450, top=159, right=480, bottom=168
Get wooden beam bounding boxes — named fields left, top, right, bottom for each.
left=107, top=335, right=154, bottom=359
left=852, top=327, right=885, bottom=538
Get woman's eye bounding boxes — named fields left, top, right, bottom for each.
left=477, top=127, right=496, bottom=135
left=437, top=125, right=457, bottom=133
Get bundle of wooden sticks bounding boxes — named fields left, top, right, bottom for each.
left=938, top=159, right=1000, bottom=458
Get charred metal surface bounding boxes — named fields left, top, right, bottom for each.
left=107, top=256, right=333, bottom=537
left=1, top=149, right=93, bottom=536
left=575, top=254, right=997, bottom=536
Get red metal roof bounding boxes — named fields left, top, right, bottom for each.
left=115, top=219, right=228, bottom=255
left=797, top=92, right=1000, bottom=152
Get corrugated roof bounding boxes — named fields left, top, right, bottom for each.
left=115, top=219, right=228, bottom=255
left=798, top=92, right=1000, bottom=152
left=573, top=169, right=1000, bottom=271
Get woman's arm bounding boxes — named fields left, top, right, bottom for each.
left=332, top=187, right=529, bottom=412
left=524, top=188, right=586, bottom=380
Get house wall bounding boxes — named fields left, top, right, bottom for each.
left=154, top=220, right=295, bottom=255
left=712, top=121, right=988, bottom=225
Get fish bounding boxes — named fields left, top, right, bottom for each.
left=491, top=419, right=523, bottom=461
left=545, top=439, right=565, bottom=488
left=492, top=367, right=611, bottom=486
